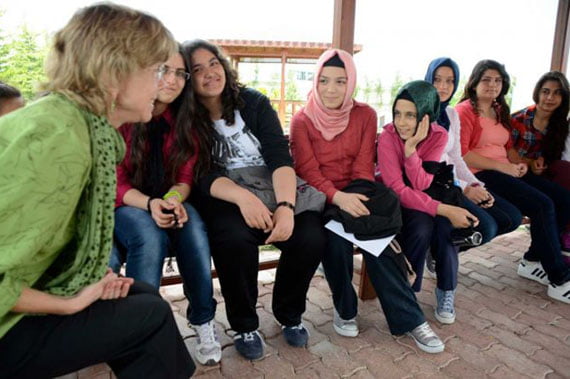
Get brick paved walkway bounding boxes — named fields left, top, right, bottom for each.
left=62, top=227, right=570, bottom=378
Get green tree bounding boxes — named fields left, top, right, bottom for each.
left=373, top=78, right=384, bottom=108
left=362, top=76, right=372, bottom=103
left=0, top=10, right=11, bottom=76
left=0, top=24, right=48, bottom=100
left=505, top=75, right=517, bottom=108
left=389, top=73, right=405, bottom=106
left=285, top=70, right=300, bottom=101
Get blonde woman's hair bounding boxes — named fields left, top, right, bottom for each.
left=42, top=2, right=177, bottom=115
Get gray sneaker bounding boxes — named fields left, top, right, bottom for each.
left=192, top=320, right=222, bottom=365
left=434, top=288, right=456, bottom=324
left=333, top=309, right=359, bottom=337
left=407, top=322, right=445, bottom=354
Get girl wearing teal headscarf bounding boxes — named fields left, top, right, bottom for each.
left=377, top=80, right=478, bottom=325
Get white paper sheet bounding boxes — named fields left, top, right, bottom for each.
left=325, top=220, right=395, bottom=257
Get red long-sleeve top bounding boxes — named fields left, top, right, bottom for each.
left=115, top=107, right=198, bottom=207
left=290, top=102, right=378, bottom=203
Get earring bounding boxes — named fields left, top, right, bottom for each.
left=110, top=100, right=116, bottom=114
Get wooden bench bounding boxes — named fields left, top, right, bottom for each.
left=160, top=247, right=377, bottom=300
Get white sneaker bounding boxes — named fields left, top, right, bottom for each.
left=333, top=309, right=359, bottom=337
left=406, top=321, right=445, bottom=354
left=517, top=259, right=549, bottom=285
left=547, top=280, right=570, bottom=304
left=192, top=320, right=222, bottom=365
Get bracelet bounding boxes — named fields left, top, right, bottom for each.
left=276, top=201, right=295, bottom=212
left=146, top=197, right=159, bottom=212
left=163, top=190, right=183, bottom=202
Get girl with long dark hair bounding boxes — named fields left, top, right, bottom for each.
left=457, top=60, right=570, bottom=304
left=509, top=71, right=570, bottom=259
left=111, top=48, right=220, bottom=366
left=183, top=39, right=325, bottom=361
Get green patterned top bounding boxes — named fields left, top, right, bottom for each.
left=0, top=94, right=125, bottom=338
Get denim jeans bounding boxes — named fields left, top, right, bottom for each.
left=111, top=203, right=216, bottom=325
left=398, top=208, right=459, bottom=292
left=476, top=170, right=570, bottom=285
left=322, top=230, right=425, bottom=335
left=462, top=192, right=522, bottom=244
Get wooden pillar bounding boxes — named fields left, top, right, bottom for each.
left=332, top=0, right=375, bottom=300
left=332, top=0, right=356, bottom=54
left=279, top=51, right=287, bottom=126
left=551, top=0, right=570, bottom=72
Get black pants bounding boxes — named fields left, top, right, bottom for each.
left=398, top=208, right=459, bottom=292
left=0, top=282, right=195, bottom=379
left=201, top=197, right=325, bottom=333
left=322, top=230, right=426, bottom=335
left=477, top=170, right=570, bottom=284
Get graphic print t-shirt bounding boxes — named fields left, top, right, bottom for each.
left=212, top=110, right=265, bottom=170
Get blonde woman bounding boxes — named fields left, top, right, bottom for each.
left=0, top=4, right=195, bottom=378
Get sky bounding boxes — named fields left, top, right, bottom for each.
left=0, top=0, right=563, bottom=111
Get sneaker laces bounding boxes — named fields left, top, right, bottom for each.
left=412, top=322, right=437, bottom=342
left=439, top=290, right=455, bottom=313
left=196, top=321, right=217, bottom=346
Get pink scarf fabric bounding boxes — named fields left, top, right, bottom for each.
left=303, top=49, right=357, bottom=141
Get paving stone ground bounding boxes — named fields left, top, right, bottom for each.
left=60, top=227, right=570, bottom=378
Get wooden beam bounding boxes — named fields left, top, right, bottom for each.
left=332, top=0, right=356, bottom=54
left=551, top=0, right=570, bottom=72
left=279, top=50, right=287, bottom=125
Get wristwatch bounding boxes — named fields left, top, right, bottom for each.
left=276, top=201, right=295, bottom=212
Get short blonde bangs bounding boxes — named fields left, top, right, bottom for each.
left=43, top=2, right=177, bottom=115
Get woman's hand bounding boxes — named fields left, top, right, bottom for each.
left=498, top=162, right=527, bottom=178
left=332, top=191, right=370, bottom=218
left=236, top=191, right=274, bottom=230
left=530, top=157, right=547, bottom=175
left=164, top=197, right=188, bottom=227
left=464, top=185, right=494, bottom=208
left=404, top=115, right=430, bottom=157
left=265, top=206, right=295, bottom=244
left=68, top=269, right=134, bottom=314
left=437, top=203, right=479, bottom=228
left=149, top=198, right=179, bottom=228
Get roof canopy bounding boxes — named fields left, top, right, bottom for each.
left=209, top=39, right=362, bottom=60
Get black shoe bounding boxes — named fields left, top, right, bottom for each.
left=282, top=323, right=309, bottom=347
left=233, top=330, right=264, bottom=360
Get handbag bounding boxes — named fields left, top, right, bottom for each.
left=226, top=166, right=326, bottom=214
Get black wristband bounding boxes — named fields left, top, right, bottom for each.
left=276, top=201, right=295, bottom=212
left=147, top=197, right=159, bottom=212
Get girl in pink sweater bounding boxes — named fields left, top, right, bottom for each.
left=377, top=80, right=478, bottom=325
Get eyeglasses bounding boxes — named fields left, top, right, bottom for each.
left=150, top=65, right=167, bottom=81
left=163, top=67, right=191, bottom=81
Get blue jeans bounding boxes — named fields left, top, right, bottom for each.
left=462, top=192, right=522, bottom=244
left=322, top=230, right=425, bottom=335
left=476, top=170, right=570, bottom=285
left=398, top=208, right=459, bottom=292
left=111, top=203, right=216, bottom=325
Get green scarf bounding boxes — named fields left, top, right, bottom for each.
left=37, top=106, right=125, bottom=296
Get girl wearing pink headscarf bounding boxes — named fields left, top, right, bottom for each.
left=290, top=49, right=444, bottom=354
